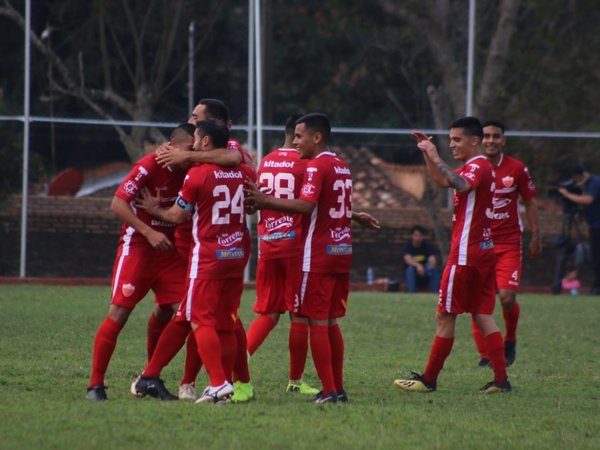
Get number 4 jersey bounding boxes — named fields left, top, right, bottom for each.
left=178, top=163, right=255, bottom=279
left=299, top=151, right=353, bottom=274
left=257, top=148, right=307, bottom=260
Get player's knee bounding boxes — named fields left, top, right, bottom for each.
left=108, top=304, right=132, bottom=326
left=499, top=291, right=517, bottom=309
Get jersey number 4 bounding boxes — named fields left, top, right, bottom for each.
left=212, top=184, right=244, bottom=224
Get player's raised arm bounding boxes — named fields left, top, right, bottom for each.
left=110, top=196, right=172, bottom=251
left=412, top=131, right=471, bottom=193
left=156, top=143, right=241, bottom=168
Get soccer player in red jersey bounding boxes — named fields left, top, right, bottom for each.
left=244, top=114, right=320, bottom=395
left=246, top=113, right=370, bottom=403
left=136, top=119, right=252, bottom=404
left=86, top=124, right=195, bottom=401
left=394, top=117, right=512, bottom=394
left=471, top=121, right=541, bottom=368
left=131, top=100, right=255, bottom=402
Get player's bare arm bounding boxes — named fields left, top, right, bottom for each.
left=524, top=198, right=542, bottom=257
left=135, top=188, right=190, bottom=225
left=558, top=187, right=594, bottom=205
left=412, top=131, right=471, bottom=193
left=111, top=196, right=173, bottom=251
left=244, top=179, right=314, bottom=214
left=351, top=211, right=381, bottom=230
left=156, top=143, right=240, bottom=168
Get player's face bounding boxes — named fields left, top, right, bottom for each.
left=482, top=125, right=506, bottom=158
left=293, top=123, right=317, bottom=159
left=193, top=128, right=206, bottom=151
left=188, top=104, right=207, bottom=125
left=449, top=127, right=479, bottom=161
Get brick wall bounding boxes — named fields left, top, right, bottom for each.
left=0, top=195, right=584, bottom=288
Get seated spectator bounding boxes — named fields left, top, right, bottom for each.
left=401, top=225, right=440, bottom=293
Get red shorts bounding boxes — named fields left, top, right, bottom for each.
left=254, top=256, right=302, bottom=315
left=178, top=277, right=243, bottom=331
left=111, top=241, right=186, bottom=308
left=295, top=272, right=350, bottom=320
left=438, top=264, right=496, bottom=315
left=494, top=241, right=522, bottom=291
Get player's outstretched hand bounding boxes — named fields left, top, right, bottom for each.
left=411, top=131, right=439, bottom=159
left=156, top=142, right=188, bottom=168
left=134, top=187, right=161, bottom=213
left=352, top=211, right=381, bottom=230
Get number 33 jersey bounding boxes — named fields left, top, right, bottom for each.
left=299, top=151, right=352, bottom=274
left=178, top=163, right=254, bottom=280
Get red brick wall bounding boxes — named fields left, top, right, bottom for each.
left=0, top=196, right=580, bottom=288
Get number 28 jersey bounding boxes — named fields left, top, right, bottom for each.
left=257, top=148, right=307, bottom=260
left=178, top=163, right=254, bottom=280
left=299, top=151, right=352, bottom=274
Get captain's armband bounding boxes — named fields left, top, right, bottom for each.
left=176, top=196, right=193, bottom=212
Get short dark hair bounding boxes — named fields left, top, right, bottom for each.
left=196, top=120, right=229, bottom=148
left=198, top=98, right=230, bottom=124
left=451, top=116, right=483, bottom=140
left=296, top=113, right=331, bottom=143
left=285, top=113, right=304, bottom=137
left=170, top=123, right=196, bottom=140
left=410, top=225, right=427, bottom=235
left=482, top=120, right=506, bottom=133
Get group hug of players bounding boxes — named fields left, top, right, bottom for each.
left=86, top=99, right=539, bottom=403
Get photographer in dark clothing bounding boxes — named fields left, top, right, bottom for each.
left=559, top=165, right=600, bottom=294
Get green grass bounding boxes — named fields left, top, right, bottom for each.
left=0, top=285, right=598, bottom=450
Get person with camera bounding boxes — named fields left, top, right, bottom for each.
left=470, top=120, right=541, bottom=369
left=558, top=165, right=600, bottom=295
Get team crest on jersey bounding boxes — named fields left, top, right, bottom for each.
left=124, top=180, right=137, bottom=195
left=122, top=283, right=135, bottom=297
left=502, top=176, right=514, bottom=187
left=301, top=183, right=315, bottom=196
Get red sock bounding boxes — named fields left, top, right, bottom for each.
left=328, top=324, right=345, bottom=392
left=471, top=317, right=487, bottom=359
left=193, top=326, right=226, bottom=386
left=502, top=302, right=520, bottom=342
left=89, top=317, right=124, bottom=387
left=146, top=314, right=171, bottom=360
left=289, top=322, right=309, bottom=380
left=246, top=315, right=276, bottom=355
left=232, top=320, right=250, bottom=383
left=219, top=330, right=237, bottom=382
left=423, top=335, right=454, bottom=385
left=143, top=320, right=189, bottom=378
left=309, top=325, right=336, bottom=395
left=180, top=333, right=202, bottom=386
left=485, top=331, right=508, bottom=383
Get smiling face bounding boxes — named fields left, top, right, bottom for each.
left=482, top=125, right=506, bottom=159
left=449, top=127, right=481, bottom=162
left=292, top=123, right=319, bottom=159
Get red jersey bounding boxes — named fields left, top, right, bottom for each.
left=178, top=163, right=253, bottom=279
left=174, top=138, right=253, bottom=257
left=491, top=153, right=537, bottom=243
left=447, top=155, right=496, bottom=267
left=298, top=151, right=352, bottom=274
left=114, top=153, right=186, bottom=245
left=257, top=148, right=307, bottom=260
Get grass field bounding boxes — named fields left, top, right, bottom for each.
left=0, top=285, right=598, bottom=450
